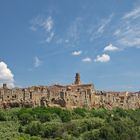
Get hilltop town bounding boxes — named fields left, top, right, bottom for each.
left=0, top=73, right=140, bottom=109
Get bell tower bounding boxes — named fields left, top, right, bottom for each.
left=74, top=73, right=81, bottom=85
left=3, top=83, right=7, bottom=89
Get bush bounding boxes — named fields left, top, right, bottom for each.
left=99, top=125, right=117, bottom=140
left=43, top=122, right=62, bottom=138
left=59, top=110, right=71, bottom=122
left=38, top=113, right=51, bottom=123
left=70, top=118, right=104, bottom=137
left=73, top=108, right=87, bottom=117
left=25, top=122, right=44, bottom=136
left=91, top=108, right=108, bottom=118
left=112, top=108, right=128, bottom=117
left=15, top=134, right=42, bottom=140
left=19, top=113, right=33, bottom=125
left=0, top=111, right=7, bottom=121
left=81, top=129, right=100, bottom=140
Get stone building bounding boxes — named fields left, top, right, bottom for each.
left=0, top=73, right=96, bottom=109
left=0, top=73, right=140, bottom=109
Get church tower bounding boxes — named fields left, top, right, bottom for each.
left=74, top=73, right=81, bottom=85
left=3, top=83, right=7, bottom=89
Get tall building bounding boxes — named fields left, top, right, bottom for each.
left=74, top=73, right=81, bottom=85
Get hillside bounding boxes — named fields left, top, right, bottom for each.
left=0, top=107, right=140, bottom=140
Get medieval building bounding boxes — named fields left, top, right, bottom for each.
left=0, top=73, right=140, bottom=109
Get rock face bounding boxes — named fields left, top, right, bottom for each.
left=0, top=73, right=140, bottom=109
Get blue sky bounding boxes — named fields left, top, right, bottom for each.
left=0, top=0, right=140, bottom=91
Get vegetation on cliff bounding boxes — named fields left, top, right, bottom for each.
left=0, top=107, right=140, bottom=140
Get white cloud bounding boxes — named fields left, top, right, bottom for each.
left=104, top=44, right=119, bottom=52
left=82, top=57, right=92, bottom=62
left=114, top=5, right=140, bottom=48
left=113, top=29, right=121, bottom=36
left=46, top=32, right=54, bottom=43
left=123, top=6, right=140, bottom=19
left=30, top=16, right=54, bottom=43
left=66, top=17, right=83, bottom=47
left=115, top=26, right=140, bottom=48
left=72, top=50, right=82, bottom=56
left=31, top=16, right=54, bottom=32
left=94, top=54, right=110, bottom=63
left=42, top=16, right=53, bottom=32
left=34, top=57, right=42, bottom=67
left=97, top=15, right=113, bottom=34
left=89, top=14, right=113, bottom=41
left=0, top=61, right=15, bottom=88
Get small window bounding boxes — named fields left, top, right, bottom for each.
left=12, top=95, right=16, bottom=98
left=60, top=92, right=64, bottom=98
left=77, top=88, right=80, bottom=92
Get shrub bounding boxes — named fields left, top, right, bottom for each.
left=38, top=113, right=51, bottom=123
left=99, top=125, right=117, bottom=140
left=0, top=111, right=7, bottom=121
left=70, top=118, right=105, bottom=137
left=73, top=108, right=87, bottom=117
left=81, top=129, right=100, bottom=140
left=112, top=108, right=128, bottom=118
left=43, top=122, right=62, bottom=138
left=19, top=113, right=33, bottom=125
left=91, top=108, right=108, bottom=118
left=25, top=122, right=44, bottom=136
left=59, top=110, right=71, bottom=122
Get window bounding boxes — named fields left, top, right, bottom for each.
left=12, top=95, right=15, bottom=98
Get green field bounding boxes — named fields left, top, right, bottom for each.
left=0, top=107, right=140, bottom=140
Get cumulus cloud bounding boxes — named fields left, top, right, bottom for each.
left=82, top=57, right=92, bottom=62
left=104, top=43, right=119, bottom=52
left=0, top=61, right=14, bottom=88
left=94, top=54, right=110, bottom=63
left=72, top=50, right=82, bottom=56
left=34, top=57, right=42, bottom=67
